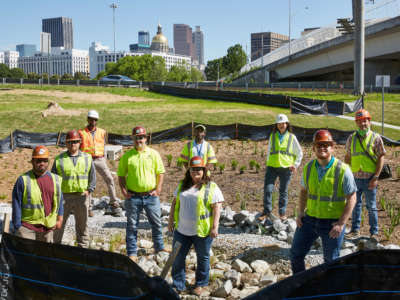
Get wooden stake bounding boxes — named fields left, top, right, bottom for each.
left=3, top=213, right=10, bottom=233
left=235, top=123, right=238, bottom=140
left=160, top=241, right=182, bottom=279
left=56, top=131, right=62, bottom=147
left=191, top=121, right=194, bottom=139
left=10, top=130, right=14, bottom=150
left=149, top=130, right=152, bottom=145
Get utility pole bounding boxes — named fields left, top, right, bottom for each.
left=110, top=3, right=117, bottom=63
left=353, top=0, right=365, bottom=95
left=288, top=0, right=291, bottom=56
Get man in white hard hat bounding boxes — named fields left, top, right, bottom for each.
left=79, top=110, right=122, bottom=217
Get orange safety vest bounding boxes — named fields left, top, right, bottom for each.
left=79, top=127, right=106, bottom=157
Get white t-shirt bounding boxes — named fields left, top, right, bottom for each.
left=173, top=183, right=224, bottom=236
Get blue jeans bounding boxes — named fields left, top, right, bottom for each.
left=263, top=166, right=292, bottom=215
left=172, top=230, right=213, bottom=291
left=125, top=195, right=164, bottom=256
left=351, top=177, right=378, bottom=235
left=290, top=214, right=345, bottom=274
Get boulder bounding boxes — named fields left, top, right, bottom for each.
left=250, top=260, right=271, bottom=274
left=232, top=259, right=252, bottom=273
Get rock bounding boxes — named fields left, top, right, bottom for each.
left=260, top=274, right=277, bottom=286
left=241, top=272, right=260, bottom=286
left=138, top=239, right=153, bottom=249
left=340, top=248, right=353, bottom=257
left=215, top=262, right=231, bottom=271
left=245, top=214, right=256, bottom=226
left=212, top=280, right=232, bottom=298
left=160, top=203, right=170, bottom=216
left=233, top=211, right=250, bottom=225
left=149, top=264, right=162, bottom=276
left=221, top=221, right=236, bottom=227
left=286, top=232, right=295, bottom=244
left=385, top=244, right=400, bottom=250
left=100, top=196, right=110, bottom=202
left=287, top=219, right=297, bottom=233
left=210, top=269, right=225, bottom=278
left=138, top=258, right=157, bottom=273
left=230, top=288, right=241, bottom=299
left=239, top=286, right=259, bottom=298
left=277, top=231, right=288, bottom=241
left=186, top=272, right=195, bottom=285
left=155, top=251, right=169, bottom=265
left=342, top=241, right=355, bottom=249
left=224, top=269, right=241, bottom=287
left=232, top=259, right=252, bottom=273
left=250, top=260, right=271, bottom=274
left=272, top=219, right=287, bottom=232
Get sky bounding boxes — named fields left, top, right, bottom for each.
left=1, top=0, right=400, bottom=63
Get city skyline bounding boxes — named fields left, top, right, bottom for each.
left=1, top=0, right=399, bottom=63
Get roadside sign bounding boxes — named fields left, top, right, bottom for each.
left=375, top=75, right=390, bottom=87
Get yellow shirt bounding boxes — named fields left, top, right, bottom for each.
left=117, top=147, right=165, bottom=192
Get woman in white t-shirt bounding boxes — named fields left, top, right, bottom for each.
left=168, top=156, right=224, bottom=297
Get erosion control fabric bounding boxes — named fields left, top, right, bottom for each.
left=243, top=250, right=400, bottom=300
left=1, top=123, right=399, bottom=154
left=0, top=233, right=179, bottom=300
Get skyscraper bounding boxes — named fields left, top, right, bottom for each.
left=40, top=32, right=51, bottom=54
left=250, top=32, right=289, bottom=61
left=174, top=24, right=194, bottom=59
left=16, top=44, right=37, bottom=57
left=42, top=17, right=73, bottom=49
left=138, top=31, right=150, bottom=46
left=192, top=26, right=204, bottom=65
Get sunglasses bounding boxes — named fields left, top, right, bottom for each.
left=67, top=140, right=80, bottom=144
left=190, top=167, right=204, bottom=172
left=315, top=143, right=332, bottom=148
left=35, top=159, right=49, bottom=163
left=134, top=135, right=146, bottom=140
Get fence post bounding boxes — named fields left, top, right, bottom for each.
left=235, top=123, right=238, bottom=140
left=20, top=78, right=23, bottom=87
left=56, top=131, right=62, bottom=147
left=139, top=81, right=142, bottom=89
left=57, top=79, right=60, bottom=86
left=118, top=80, right=121, bottom=87
left=2, top=78, right=5, bottom=85
left=326, top=82, right=329, bottom=92
left=10, top=130, right=14, bottom=150
left=191, top=121, right=194, bottom=139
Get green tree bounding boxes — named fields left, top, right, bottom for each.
left=41, top=73, right=49, bottom=80
left=190, top=67, right=204, bottom=82
left=105, top=62, right=118, bottom=75
left=205, top=58, right=224, bottom=81
left=61, top=73, right=73, bottom=80
left=74, top=72, right=90, bottom=80
left=27, top=72, right=40, bottom=80
left=0, top=64, right=10, bottom=78
left=149, top=56, right=167, bottom=81
left=96, top=71, right=107, bottom=80
left=222, top=44, right=247, bottom=74
left=167, top=65, right=191, bottom=82
left=50, top=74, right=60, bottom=80
left=9, top=68, right=26, bottom=79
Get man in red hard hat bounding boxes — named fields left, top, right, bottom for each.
left=52, top=130, right=96, bottom=248
left=345, top=109, right=386, bottom=241
left=79, top=110, right=122, bottom=217
left=118, top=126, right=167, bottom=262
left=12, top=146, right=64, bottom=242
left=290, top=130, right=357, bottom=274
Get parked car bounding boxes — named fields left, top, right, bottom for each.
left=100, top=75, right=136, bottom=83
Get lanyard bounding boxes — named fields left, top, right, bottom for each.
left=193, top=141, right=204, bottom=156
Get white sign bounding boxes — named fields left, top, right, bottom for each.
left=375, top=75, right=390, bottom=87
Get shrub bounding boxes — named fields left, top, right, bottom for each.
left=249, top=160, right=257, bottom=170
left=219, top=163, right=225, bottom=174
left=239, top=165, right=246, bottom=174
left=166, top=154, right=173, bottom=167
left=255, top=162, right=261, bottom=173
left=231, top=159, right=238, bottom=170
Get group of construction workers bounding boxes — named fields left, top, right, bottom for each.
left=11, top=107, right=385, bottom=283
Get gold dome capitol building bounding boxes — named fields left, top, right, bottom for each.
left=151, top=23, right=169, bottom=53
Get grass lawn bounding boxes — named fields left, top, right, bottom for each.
left=0, top=84, right=399, bottom=141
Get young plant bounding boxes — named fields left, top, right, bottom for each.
left=239, top=165, right=246, bottom=174
left=253, top=142, right=258, bottom=155
left=176, top=158, right=184, bottom=170
left=231, top=159, right=238, bottom=170
left=260, top=149, right=265, bottom=158
left=249, top=160, right=257, bottom=170
left=219, top=163, right=225, bottom=174
left=166, top=154, right=173, bottom=167
left=240, top=198, right=247, bottom=211
left=396, top=166, right=400, bottom=179
left=255, top=162, right=261, bottom=173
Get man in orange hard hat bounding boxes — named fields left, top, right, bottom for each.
left=79, top=110, right=122, bottom=217
left=118, top=126, right=167, bottom=261
left=290, top=130, right=357, bottom=274
left=52, top=130, right=96, bottom=247
left=345, top=109, right=386, bottom=241
left=12, top=146, right=64, bottom=242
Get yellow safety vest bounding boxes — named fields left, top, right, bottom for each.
left=179, top=140, right=217, bottom=164
left=174, top=181, right=217, bottom=237
left=79, top=127, right=106, bottom=157
left=303, top=158, right=348, bottom=219
left=21, top=171, right=61, bottom=228
left=266, top=132, right=296, bottom=168
left=55, top=151, right=92, bottom=193
left=350, top=131, right=378, bottom=173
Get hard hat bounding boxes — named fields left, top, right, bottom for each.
left=313, top=130, right=334, bottom=144
left=87, top=110, right=99, bottom=119
left=276, top=114, right=289, bottom=124
left=189, top=156, right=205, bottom=168
left=32, top=145, right=49, bottom=159
left=65, top=130, right=81, bottom=142
left=132, top=126, right=147, bottom=136
left=194, top=124, right=206, bottom=131
left=355, top=109, right=371, bottom=121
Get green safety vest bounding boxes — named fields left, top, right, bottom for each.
left=266, top=132, right=296, bottom=168
left=303, top=158, right=348, bottom=219
left=55, top=151, right=92, bottom=193
left=21, top=171, right=61, bottom=228
left=179, top=140, right=217, bottom=164
left=350, top=131, right=378, bottom=173
left=174, top=181, right=217, bottom=237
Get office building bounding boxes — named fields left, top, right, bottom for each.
left=138, top=31, right=150, bottom=46
left=0, top=52, right=4, bottom=64
left=40, top=32, right=51, bottom=54
left=19, top=48, right=88, bottom=76
left=174, top=24, right=194, bottom=59
left=16, top=44, right=37, bottom=57
left=251, top=32, right=289, bottom=61
left=129, top=43, right=151, bottom=53
left=4, top=51, right=19, bottom=69
left=42, top=17, right=73, bottom=49
left=192, top=26, right=204, bottom=65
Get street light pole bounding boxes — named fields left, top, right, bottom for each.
left=110, top=3, right=117, bottom=63
left=288, top=0, right=291, bottom=56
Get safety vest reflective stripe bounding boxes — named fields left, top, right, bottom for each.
left=23, top=173, right=43, bottom=210
left=351, top=132, right=377, bottom=158
left=199, top=182, right=211, bottom=220
left=187, top=141, right=211, bottom=163
left=58, top=154, right=89, bottom=180
left=79, top=128, right=106, bottom=157
left=270, top=133, right=295, bottom=156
